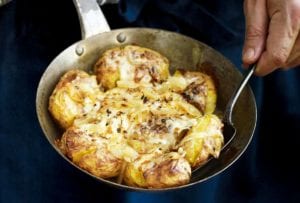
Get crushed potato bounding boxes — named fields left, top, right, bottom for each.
left=49, top=45, right=223, bottom=189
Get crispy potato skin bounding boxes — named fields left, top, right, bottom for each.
left=181, top=71, right=217, bottom=114
left=59, top=126, right=122, bottom=178
left=124, top=152, right=191, bottom=188
left=94, top=47, right=122, bottom=90
left=50, top=45, right=223, bottom=189
left=178, top=114, right=224, bottom=168
left=94, top=45, right=170, bottom=90
left=48, top=70, right=102, bottom=129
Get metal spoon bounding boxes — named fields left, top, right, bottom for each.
left=222, top=63, right=256, bottom=150
left=192, top=63, right=256, bottom=174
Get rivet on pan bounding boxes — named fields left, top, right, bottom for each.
left=75, top=45, right=84, bottom=56
left=117, top=33, right=126, bottom=43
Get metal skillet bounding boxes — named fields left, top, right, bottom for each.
left=36, top=0, right=256, bottom=191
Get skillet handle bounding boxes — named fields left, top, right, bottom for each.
left=73, top=0, right=111, bottom=39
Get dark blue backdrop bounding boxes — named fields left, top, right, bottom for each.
left=1, top=0, right=299, bottom=202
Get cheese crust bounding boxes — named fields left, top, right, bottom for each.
left=49, top=45, right=223, bottom=189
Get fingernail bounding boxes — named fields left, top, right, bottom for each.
left=243, top=48, right=255, bottom=61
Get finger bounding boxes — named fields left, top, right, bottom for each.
left=242, top=0, right=268, bottom=66
left=256, top=1, right=300, bottom=76
left=286, top=33, right=300, bottom=67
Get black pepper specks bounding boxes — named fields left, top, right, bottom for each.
left=106, top=109, right=111, bottom=115
left=143, top=96, right=148, bottom=103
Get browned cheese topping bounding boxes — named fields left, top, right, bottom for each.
left=49, top=45, right=223, bottom=189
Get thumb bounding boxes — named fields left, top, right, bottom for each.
left=243, top=0, right=268, bottom=66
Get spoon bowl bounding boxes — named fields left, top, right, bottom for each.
left=192, top=64, right=257, bottom=174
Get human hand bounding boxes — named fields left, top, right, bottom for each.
left=242, top=0, right=300, bottom=76
left=0, top=0, right=12, bottom=7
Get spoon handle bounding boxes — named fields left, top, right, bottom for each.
left=224, top=63, right=257, bottom=124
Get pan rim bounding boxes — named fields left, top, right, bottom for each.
left=36, top=27, right=257, bottom=192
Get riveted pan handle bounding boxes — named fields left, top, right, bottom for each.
left=73, top=0, right=111, bottom=39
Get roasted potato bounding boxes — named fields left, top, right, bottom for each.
left=48, top=70, right=102, bottom=129
left=158, top=70, right=217, bottom=114
left=124, top=152, right=191, bottom=188
left=94, top=45, right=170, bottom=90
left=59, top=125, right=123, bottom=178
left=178, top=114, right=224, bottom=168
left=181, top=71, right=217, bottom=114
left=50, top=45, right=224, bottom=189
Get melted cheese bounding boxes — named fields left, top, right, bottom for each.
left=65, top=68, right=223, bottom=173
left=51, top=46, right=226, bottom=188
left=73, top=82, right=204, bottom=156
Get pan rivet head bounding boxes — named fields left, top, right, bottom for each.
left=76, top=46, right=84, bottom=56
left=117, top=33, right=126, bottom=43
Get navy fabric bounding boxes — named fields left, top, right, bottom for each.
left=0, top=1, right=124, bottom=202
left=118, top=1, right=300, bottom=202
left=1, top=0, right=300, bottom=202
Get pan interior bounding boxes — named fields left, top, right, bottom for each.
left=36, top=28, right=256, bottom=191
